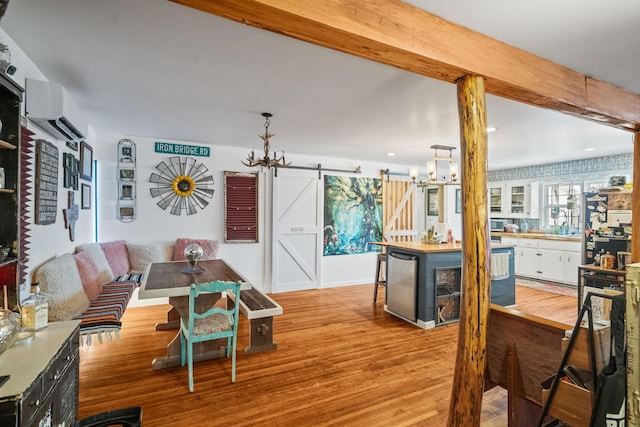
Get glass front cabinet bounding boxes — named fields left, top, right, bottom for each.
left=506, top=180, right=539, bottom=218
left=488, top=182, right=506, bottom=217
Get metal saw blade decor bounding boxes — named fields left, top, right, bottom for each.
left=149, top=156, right=214, bottom=215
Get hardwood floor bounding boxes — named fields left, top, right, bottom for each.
left=78, top=284, right=577, bottom=426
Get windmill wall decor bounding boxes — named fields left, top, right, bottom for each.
left=149, top=156, right=214, bottom=215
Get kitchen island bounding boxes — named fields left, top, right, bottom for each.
left=379, top=241, right=515, bottom=329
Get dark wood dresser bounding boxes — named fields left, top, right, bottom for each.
left=0, top=321, right=80, bottom=426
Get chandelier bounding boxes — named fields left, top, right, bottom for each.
left=242, top=112, right=291, bottom=169
left=425, top=144, right=458, bottom=183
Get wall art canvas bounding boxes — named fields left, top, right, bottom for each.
left=323, top=175, right=382, bottom=256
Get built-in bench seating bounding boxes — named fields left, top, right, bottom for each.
left=34, top=239, right=219, bottom=344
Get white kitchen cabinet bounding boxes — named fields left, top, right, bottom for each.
left=488, top=181, right=507, bottom=217
left=562, top=250, right=581, bottom=285
left=539, top=239, right=581, bottom=285
left=539, top=249, right=567, bottom=282
left=501, top=237, right=518, bottom=246
left=505, top=180, right=539, bottom=218
left=515, top=238, right=538, bottom=277
left=516, top=238, right=581, bottom=285
left=517, top=247, right=541, bottom=277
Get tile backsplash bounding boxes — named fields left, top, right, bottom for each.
left=488, top=153, right=633, bottom=233
left=488, top=153, right=633, bottom=182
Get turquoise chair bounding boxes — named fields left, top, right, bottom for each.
left=179, top=280, right=242, bottom=392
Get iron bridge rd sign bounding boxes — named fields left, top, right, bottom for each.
left=154, top=142, right=210, bottom=157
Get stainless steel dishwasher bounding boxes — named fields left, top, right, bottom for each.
left=386, top=251, right=418, bottom=322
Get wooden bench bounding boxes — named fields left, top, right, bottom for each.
left=485, top=304, right=572, bottom=427
left=229, top=287, right=283, bottom=354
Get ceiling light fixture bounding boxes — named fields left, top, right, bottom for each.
left=242, top=112, right=291, bottom=169
left=426, top=144, right=458, bottom=183
left=486, top=126, right=497, bottom=133
left=409, top=166, right=419, bottom=182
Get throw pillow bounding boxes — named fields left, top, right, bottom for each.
left=99, top=240, right=130, bottom=276
left=73, top=251, right=104, bottom=301
left=75, top=242, right=114, bottom=284
left=34, top=253, right=90, bottom=321
left=128, top=243, right=174, bottom=273
left=172, top=238, right=219, bottom=261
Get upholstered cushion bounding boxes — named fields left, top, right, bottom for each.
left=73, top=251, right=104, bottom=301
left=128, top=243, right=173, bottom=273
left=112, top=273, right=144, bottom=284
left=100, top=240, right=130, bottom=276
left=76, top=281, right=137, bottom=343
left=172, top=239, right=219, bottom=261
left=191, top=313, right=232, bottom=335
left=34, top=253, right=90, bottom=321
left=75, top=242, right=114, bottom=284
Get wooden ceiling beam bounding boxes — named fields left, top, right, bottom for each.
left=171, top=0, right=639, bottom=132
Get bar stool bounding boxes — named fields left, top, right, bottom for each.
left=373, top=252, right=386, bottom=303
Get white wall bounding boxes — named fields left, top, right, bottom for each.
left=0, top=28, right=98, bottom=299
left=95, top=133, right=270, bottom=290
left=96, top=133, right=389, bottom=293
left=1, top=26, right=414, bottom=296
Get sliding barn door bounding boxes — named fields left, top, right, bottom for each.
left=382, top=178, right=417, bottom=242
left=272, top=169, right=322, bottom=293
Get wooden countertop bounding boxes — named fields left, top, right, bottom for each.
left=491, top=231, right=581, bottom=242
left=374, top=241, right=514, bottom=253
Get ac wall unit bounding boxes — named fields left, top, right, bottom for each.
left=25, top=78, right=88, bottom=142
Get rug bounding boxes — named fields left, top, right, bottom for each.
left=516, top=277, right=577, bottom=297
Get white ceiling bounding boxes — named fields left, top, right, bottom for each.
left=2, top=0, right=638, bottom=170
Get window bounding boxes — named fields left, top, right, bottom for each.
left=543, top=183, right=581, bottom=233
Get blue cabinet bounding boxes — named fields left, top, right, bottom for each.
left=385, top=245, right=515, bottom=328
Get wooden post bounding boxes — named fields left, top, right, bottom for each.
left=633, top=131, right=640, bottom=263
left=447, top=74, right=490, bottom=426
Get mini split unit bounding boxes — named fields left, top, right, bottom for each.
left=25, top=78, right=88, bottom=142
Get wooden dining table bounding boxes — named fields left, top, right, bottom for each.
left=138, top=259, right=248, bottom=369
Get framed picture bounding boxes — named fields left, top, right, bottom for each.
left=80, top=141, right=93, bottom=181
left=427, top=188, right=439, bottom=216
left=81, top=183, right=91, bottom=209
left=455, top=188, right=461, bottom=214
left=63, top=153, right=79, bottom=190
left=72, top=158, right=79, bottom=190
left=119, top=168, right=135, bottom=180
left=119, top=182, right=135, bottom=201
left=66, top=140, right=79, bottom=151
left=63, top=153, right=72, bottom=188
